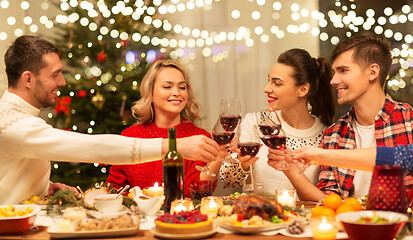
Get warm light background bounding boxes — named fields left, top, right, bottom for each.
left=0, top=0, right=320, bottom=130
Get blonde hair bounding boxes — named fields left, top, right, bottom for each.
left=131, top=59, right=201, bottom=125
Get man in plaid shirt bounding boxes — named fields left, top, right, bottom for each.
left=317, top=34, right=413, bottom=199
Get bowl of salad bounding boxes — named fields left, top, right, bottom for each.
left=336, top=210, right=408, bottom=240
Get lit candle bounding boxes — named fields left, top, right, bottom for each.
left=170, top=198, right=194, bottom=214
left=275, top=189, right=296, bottom=208
left=311, top=217, right=338, bottom=240
left=200, top=196, right=223, bottom=218
left=145, top=182, right=164, bottom=198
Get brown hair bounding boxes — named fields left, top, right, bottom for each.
left=277, top=48, right=336, bottom=126
left=331, top=34, right=392, bottom=87
left=5, top=35, right=59, bottom=88
left=131, top=59, right=201, bottom=125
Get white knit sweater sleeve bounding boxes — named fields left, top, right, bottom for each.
left=0, top=115, right=162, bottom=164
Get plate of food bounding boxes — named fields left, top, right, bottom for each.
left=215, top=195, right=288, bottom=234
left=214, top=215, right=288, bottom=234
left=47, top=211, right=140, bottom=239
left=48, top=226, right=139, bottom=239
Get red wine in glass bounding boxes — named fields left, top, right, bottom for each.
left=238, top=142, right=260, bottom=157
left=220, top=115, right=241, bottom=131
left=212, top=132, right=235, bottom=145
left=260, top=135, right=286, bottom=150
left=258, top=124, right=280, bottom=135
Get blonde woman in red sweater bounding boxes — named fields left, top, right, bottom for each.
left=107, top=60, right=224, bottom=197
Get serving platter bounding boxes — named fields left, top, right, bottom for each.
left=150, top=227, right=217, bottom=239
left=214, top=217, right=288, bottom=234
left=47, top=225, right=139, bottom=239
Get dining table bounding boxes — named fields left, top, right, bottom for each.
left=1, top=227, right=314, bottom=240
left=0, top=201, right=341, bottom=240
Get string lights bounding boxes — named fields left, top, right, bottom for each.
left=0, top=0, right=412, bottom=103
left=1, top=0, right=412, bottom=99
left=0, top=1, right=407, bottom=60
left=1, top=0, right=412, bottom=176
left=0, top=0, right=411, bottom=86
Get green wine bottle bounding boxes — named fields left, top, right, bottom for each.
left=163, top=128, right=184, bottom=213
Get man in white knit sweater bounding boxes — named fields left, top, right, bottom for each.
left=0, top=35, right=219, bottom=204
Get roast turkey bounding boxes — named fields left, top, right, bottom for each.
left=233, top=195, right=284, bottom=220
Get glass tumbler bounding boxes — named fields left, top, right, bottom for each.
left=366, top=165, right=407, bottom=213
left=189, top=180, right=212, bottom=201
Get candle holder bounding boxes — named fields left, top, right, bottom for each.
left=170, top=198, right=194, bottom=215
left=311, top=216, right=338, bottom=240
left=366, top=165, right=407, bottom=213
left=275, top=189, right=297, bottom=209
left=200, top=196, right=223, bottom=218
left=145, top=182, right=164, bottom=198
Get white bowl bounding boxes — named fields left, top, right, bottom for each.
left=94, top=194, right=123, bottom=214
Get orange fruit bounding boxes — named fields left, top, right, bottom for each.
left=336, top=204, right=354, bottom=215
left=343, top=198, right=362, bottom=211
left=324, top=193, right=343, bottom=210
left=319, top=207, right=336, bottom=217
left=311, top=206, right=324, bottom=218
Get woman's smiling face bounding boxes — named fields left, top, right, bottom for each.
left=264, top=62, right=302, bottom=111
left=152, top=67, right=188, bottom=119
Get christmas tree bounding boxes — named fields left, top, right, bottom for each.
left=48, top=0, right=172, bottom=189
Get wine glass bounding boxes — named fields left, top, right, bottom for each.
left=256, top=111, right=287, bottom=170
left=219, top=98, right=242, bottom=162
left=211, top=117, right=237, bottom=162
left=219, top=98, right=242, bottom=132
left=196, top=99, right=240, bottom=175
left=294, top=155, right=312, bottom=176
left=195, top=118, right=237, bottom=176
left=237, top=123, right=263, bottom=194
left=195, top=161, right=216, bottom=177
left=195, top=133, right=217, bottom=176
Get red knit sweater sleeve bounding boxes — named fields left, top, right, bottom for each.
left=107, top=165, right=130, bottom=189
left=106, top=125, right=147, bottom=190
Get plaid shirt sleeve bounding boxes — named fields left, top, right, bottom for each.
left=317, top=114, right=357, bottom=199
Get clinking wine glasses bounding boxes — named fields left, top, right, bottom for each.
left=196, top=98, right=241, bottom=175
left=218, top=98, right=242, bottom=162
left=256, top=111, right=287, bottom=170
left=196, top=117, right=236, bottom=176
left=212, top=117, right=237, bottom=162
left=237, top=123, right=263, bottom=194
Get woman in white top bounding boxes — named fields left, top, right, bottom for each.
left=220, top=49, right=335, bottom=200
